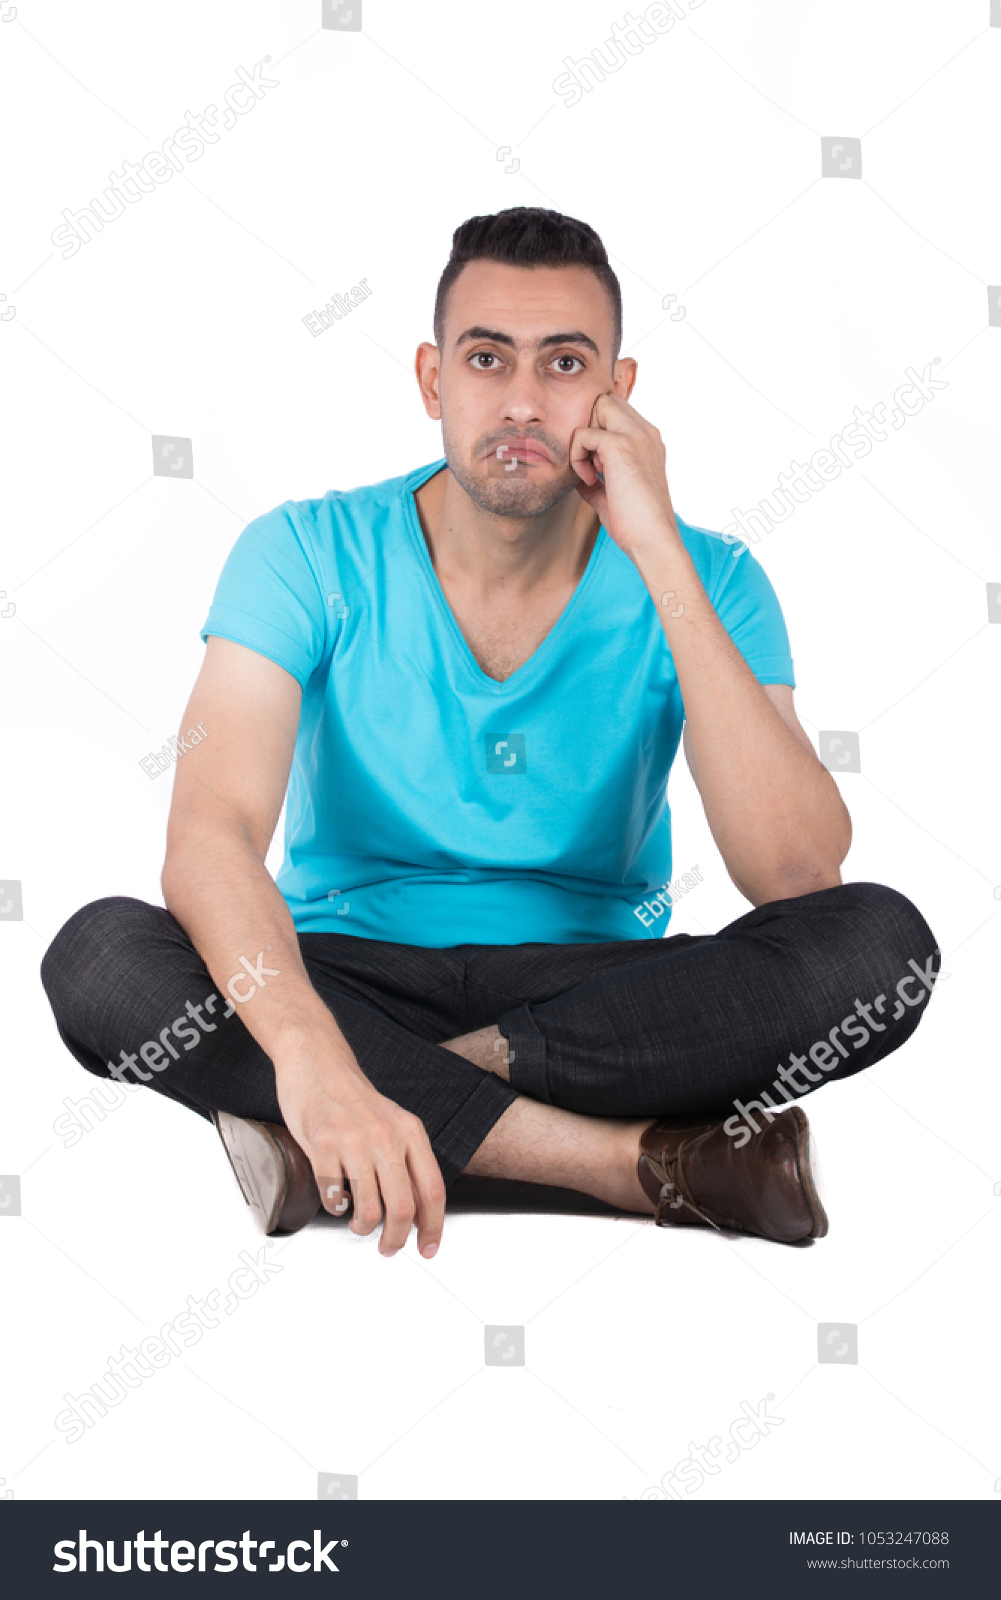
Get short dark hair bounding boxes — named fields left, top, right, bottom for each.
left=433, top=206, right=622, bottom=359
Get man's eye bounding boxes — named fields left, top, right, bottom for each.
left=471, top=352, right=498, bottom=368
left=551, top=354, right=584, bottom=375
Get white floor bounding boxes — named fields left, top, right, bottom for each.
left=1, top=0, right=998, bottom=1503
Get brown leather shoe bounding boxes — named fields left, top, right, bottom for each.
left=637, top=1105, right=828, bottom=1244
left=212, top=1111, right=325, bottom=1235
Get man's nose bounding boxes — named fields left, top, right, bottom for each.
left=502, top=369, right=547, bottom=428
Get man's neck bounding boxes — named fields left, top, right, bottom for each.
left=414, top=466, right=601, bottom=599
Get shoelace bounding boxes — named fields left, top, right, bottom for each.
left=643, top=1146, right=721, bottom=1232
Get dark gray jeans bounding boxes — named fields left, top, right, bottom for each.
left=40, top=883, right=938, bottom=1185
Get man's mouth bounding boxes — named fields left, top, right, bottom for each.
left=487, top=439, right=554, bottom=466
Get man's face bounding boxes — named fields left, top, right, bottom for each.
left=423, top=261, right=629, bottom=518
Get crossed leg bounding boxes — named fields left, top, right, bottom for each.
left=41, top=882, right=939, bottom=1232
left=441, top=1026, right=655, bottom=1211
left=441, top=879, right=940, bottom=1215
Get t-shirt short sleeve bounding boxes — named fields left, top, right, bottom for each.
left=199, top=503, right=327, bottom=689
left=709, top=545, right=795, bottom=688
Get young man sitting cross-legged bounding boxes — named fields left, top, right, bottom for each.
left=42, top=206, right=939, bottom=1253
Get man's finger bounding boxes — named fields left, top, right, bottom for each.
left=589, top=390, right=637, bottom=430
left=347, top=1168, right=383, bottom=1237
left=317, top=1163, right=350, bottom=1217
left=407, top=1137, right=447, bottom=1260
left=570, top=426, right=615, bottom=483
left=376, top=1160, right=416, bottom=1257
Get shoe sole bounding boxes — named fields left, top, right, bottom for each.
left=212, top=1111, right=287, bottom=1234
left=787, top=1105, right=829, bottom=1240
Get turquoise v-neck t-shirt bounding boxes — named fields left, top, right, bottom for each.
left=200, top=459, right=795, bottom=947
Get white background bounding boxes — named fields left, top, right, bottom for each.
left=0, top=0, right=998, bottom=1502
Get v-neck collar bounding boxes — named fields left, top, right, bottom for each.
left=402, top=458, right=608, bottom=694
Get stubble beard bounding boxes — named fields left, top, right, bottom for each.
left=442, top=422, right=580, bottom=519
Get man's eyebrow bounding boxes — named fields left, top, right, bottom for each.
left=453, top=325, right=600, bottom=357
left=536, top=330, right=600, bottom=356
left=454, top=325, right=517, bottom=350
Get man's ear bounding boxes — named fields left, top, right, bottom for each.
left=612, top=356, right=637, bottom=401
left=415, top=342, right=442, bottom=420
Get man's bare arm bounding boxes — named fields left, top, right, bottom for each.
left=681, top=682, right=851, bottom=904
left=638, top=557, right=850, bottom=903
left=160, top=636, right=445, bottom=1257
left=570, top=393, right=851, bottom=906
left=162, top=637, right=338, bottom=1061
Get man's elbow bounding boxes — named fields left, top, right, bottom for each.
left=733, top=816, right=852, bottom=907
left=731, top=862, right=840, bottom=907
left=735, top=847, right=849, bottom=907
left=776, top=861, right=845, bottom=899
